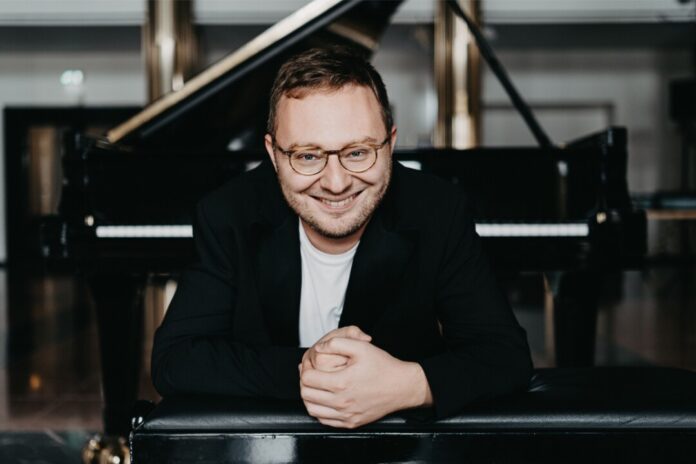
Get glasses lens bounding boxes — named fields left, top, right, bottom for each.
left=290, top=150, right=325, bottom=175
left=339, top=146, right=376, bottom=172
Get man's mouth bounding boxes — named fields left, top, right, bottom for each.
left=314, top=191, right=362, bottom=210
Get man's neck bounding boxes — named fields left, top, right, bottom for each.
left=300, top=220, right=366, bottom=254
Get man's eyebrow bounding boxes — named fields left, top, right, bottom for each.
left=283, top=137, right=381, bottom=150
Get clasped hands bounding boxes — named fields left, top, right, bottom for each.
left=299, top=325, right=433, bottom=429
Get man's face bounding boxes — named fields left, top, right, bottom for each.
left=265, top=84, right=395, bottom=240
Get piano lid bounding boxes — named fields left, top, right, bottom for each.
left=105, top=0, right=402, bottom=153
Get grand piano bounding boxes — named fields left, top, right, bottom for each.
left=39, top=0, right=646, bottom=437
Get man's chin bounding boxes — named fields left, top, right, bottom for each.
left=304, top=217, right=365, bottom=240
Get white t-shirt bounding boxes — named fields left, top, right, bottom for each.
left=298, top=220, right=359, bottom=348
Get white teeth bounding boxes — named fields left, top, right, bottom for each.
left=321, top=194, right=356, bottom=209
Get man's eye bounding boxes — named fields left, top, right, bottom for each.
left=345, top=149, right=369, bottom=159
left=295, top=153, right=318, bottom=162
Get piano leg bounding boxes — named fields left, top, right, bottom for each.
left=552, top=271, right=600, bottom=367
left=88, top=272, right=146, bottom=436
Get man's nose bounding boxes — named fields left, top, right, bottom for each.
left=319, top=155, right=352, bottom=194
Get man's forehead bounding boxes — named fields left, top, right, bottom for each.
left=274, top=84, right=385, bottom=147
left=282, top=83, right=369, bottom=101
left=278, top=83, right=383, bottom=108
left=279, top=136, right=383, bottom=151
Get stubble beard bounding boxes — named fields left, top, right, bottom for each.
left=278, top=162, right=392, bottom=240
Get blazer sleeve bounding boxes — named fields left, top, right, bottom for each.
left=151, top=199, right=305, bottom=400
left=418, top=195, right=533, bottom=419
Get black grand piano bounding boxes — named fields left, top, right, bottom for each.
left=39, top=0, right=646, bottom=437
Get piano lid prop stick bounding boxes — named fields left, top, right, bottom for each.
left=446, top=0, right=555, bottom=149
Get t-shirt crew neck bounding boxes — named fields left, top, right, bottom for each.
left=298, top=220, right=359, bottom=347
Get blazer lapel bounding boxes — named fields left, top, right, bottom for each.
left=254, top=216, right=302, bottom=347
left=339, top=213, right=417, bottom=333
left=251, top=163, right=303, bottom=347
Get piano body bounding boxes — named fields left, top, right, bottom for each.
left=39, top=0, right=645, bottom=436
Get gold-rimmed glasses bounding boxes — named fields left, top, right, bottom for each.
left=273, top=136, right=390, bottom=176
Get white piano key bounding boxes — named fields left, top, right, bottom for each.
left=475, top=223, right=590, bottom=238
left=95, top=225, right=193, bottom=238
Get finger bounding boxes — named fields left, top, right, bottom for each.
left=342, top=325, right=372, bottom=342
left=301, top=368, right=346, bottom=394
left=316, top=328, right=344, bottom=344
left=300, top=385, right=339, bottom=407
left=303, top=401, right=345, bottom=421
left=318, top=326, right=371, bottom=344
left=304, top=345, right=319, bottom=368
left=315, top=337, right=366, bottom=358
left=313, top=353, right=348, bottom=372
left=306, top=346, right=321, bottom=368
left=308, top=345, right=348, bottom=370
left=301, top=355, right=313, bottom=373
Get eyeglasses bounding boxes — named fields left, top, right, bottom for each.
left=273, top=136, right=390, bottom=176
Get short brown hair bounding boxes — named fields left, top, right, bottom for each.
left=266, top=46, right=393, bottom=136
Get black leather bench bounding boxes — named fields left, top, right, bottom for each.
left=130, top=367, right=696, bottom=463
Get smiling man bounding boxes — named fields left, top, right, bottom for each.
left=152, top=46, right=532, bottom=428
left=268, top=83, right=393, bottom=253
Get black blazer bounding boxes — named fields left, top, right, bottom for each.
left=152, top=160, right=533, bottom=419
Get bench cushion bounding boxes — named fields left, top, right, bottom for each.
left=130, top=368, right=696, bottom=463
left=137, top=367, right=696, bottom=432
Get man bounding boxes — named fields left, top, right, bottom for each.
left=152, top=46, right=532, bottom=428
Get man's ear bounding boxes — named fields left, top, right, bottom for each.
left=389, top=126, right=397, bottom=152
left=264, top=133, right=278, bottom=172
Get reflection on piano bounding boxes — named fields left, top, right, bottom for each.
left=38, top=0, right=645, bottom=437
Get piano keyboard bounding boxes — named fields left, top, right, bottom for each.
left=96, top=225, right=193, bottom=238
left=475, top=223, right=589, bottom=237
left=95, top=222, right=590, bottom=239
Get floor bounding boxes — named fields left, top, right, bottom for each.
left=0, top=264, right=695, bottom=462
